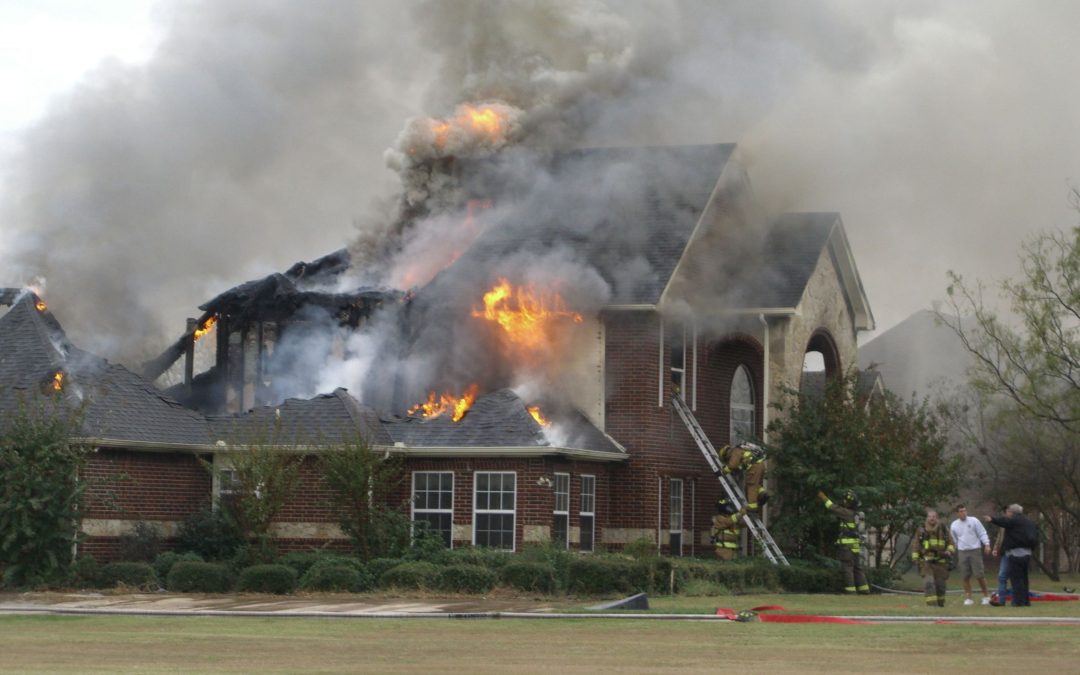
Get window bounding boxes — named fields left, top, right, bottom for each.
left=730, top=365, right=755, bottom=444
left=553, top=473, right=570, bottom=550
left=580, top=475, right=596, bottom=552
left=473, top=472, right=516, bottom=550
left=670, top=325, right=687, bottom=400
left=412, top=472, right=454, bottom=548
left=670, top=478, right=684, bottom=556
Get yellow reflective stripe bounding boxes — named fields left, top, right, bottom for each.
left=838, top=538, right=860, bottom=544
left=824, top=499, right=834, bottom=509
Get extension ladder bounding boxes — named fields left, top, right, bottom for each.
left=671, top=396, right=790, bottom=565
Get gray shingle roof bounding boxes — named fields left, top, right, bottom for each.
left=0, top=290, right=212, bottom=446
left=208, top=388, right=392, bottom=446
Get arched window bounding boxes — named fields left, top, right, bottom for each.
left=730, top=365, right=755, bottom=443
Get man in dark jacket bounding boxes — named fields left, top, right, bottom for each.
left=984, top=504, right=1038, bottom=607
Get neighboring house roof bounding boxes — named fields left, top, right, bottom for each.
left=0, top=290, right=212, bottom=447
left=800, top=369, right=885, bottom=404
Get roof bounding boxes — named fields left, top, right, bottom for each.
left=444, top=144, right=736, bottom=306
left=800, top=369, right=885, bottom=403
left=0, top=289, right=212, bottom=446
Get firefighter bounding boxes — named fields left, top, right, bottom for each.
left=710, top=497, right=744, bottom=561
left=718, top=442, right=769, bottom=512
left=912, top=508, right=956, bottom=607
left=818, top=489, right=870, bottom=594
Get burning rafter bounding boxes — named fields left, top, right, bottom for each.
left=193, top=315, right=217, bottom=341
left=407, top=383, right=480, bottom=423
left=472, top=278, right=583, bottom=351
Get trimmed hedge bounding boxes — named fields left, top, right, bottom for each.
left=300, top=565, right=364, bottom=593
left=566, top=557, right=651, bottom=595
left=437, top=564, right=497, bottom=594
left=777, top=560, right=840, bottom=593
left=378, top=561, right=439, bottom=590
left=500, top=562, right=556, bottom=594
left=70, top=555, right=103, bottom=589
left=278, top=551, right=325, bottom=578
left=237, top=564, right=298, bottom=594
left=166, top=561, right=233, bottom=593
left=366, top=558, right=405, bottom=582
left=438, top=548, right=513, bottom=571
left=100, top=562, right=158, bottom=591
left=152, top=551, right=203, bottom=582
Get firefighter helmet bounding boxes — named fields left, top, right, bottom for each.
left=841, top=489, right=860, bottom=509
left=717, top=497, right=738, bottom=515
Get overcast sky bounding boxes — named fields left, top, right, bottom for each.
left=1, top=1, right=1078, bottom=364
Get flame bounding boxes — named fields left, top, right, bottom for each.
left=430, top=104, right=510, bottom=149
left=193, top=316, right=217, bottom=341
left=528, top=405, right=552, bottom=427
left=52, top=371, right=64, bottom=392
left=472, top=279, right=583, bottom=351
left=408, top=383, right=480, bottom=422
left=35, top=299, right=47, bottom=312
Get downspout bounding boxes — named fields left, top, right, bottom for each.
left=657, top=476, right=663, bottom=554
left=690, top=478, right=696, bottom=557
left=759, top=313, right=770, bottom=529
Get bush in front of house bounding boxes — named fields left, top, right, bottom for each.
left=438, top=547, right=512, bottom=571
left=500, top=561, right=557, bottom=594
left=278, top=551, right=325, bottom=578
left=378, top=561, right=439, bottom=590
left=365, top=557, right=405, bottom=582
left=437, top=564, right=497, bottom=594
left=69, top=555, right=104, bottom=589
left=117, top=521, right=164, bottom=563
left=176, top=509, right=244, bottom=561
left=236, top=564, right=297, bottom=594
left=166, top=561, right=233, bottom=593
left=777, top=559, right=841, bottom=593
left=300, top=564, right=363, bottom=593
left=152, top=551, right=203, bottom=582
left=566, top=557, right=638, bottom=595
left=100, top=562, right=158, bottom=591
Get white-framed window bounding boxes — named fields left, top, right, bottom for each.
left=553, top=473, right=570, bottom=550
left=211, top=454, right=240, bottom=509
left=670, top=325, right=687, bottom=400
left=412, top=471, right=454, bottom=549
left=580, top=474, right=596, bottom=552
left=473, top=472, right=516, bottom=550
left=730, top=364, right=755, bottom=444
left=669, top=478, right=684, bottom=556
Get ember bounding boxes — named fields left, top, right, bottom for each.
left=193, top=316, right=217, bottom=341
left=408, top=383, right=480, bottom=422
left=35, top=300, right=47, bottom=312
left=472, top=279, right=583, bottom=351
left=528, top=405, right=551, bottom=427
left=51, top=371, right=64, bottom=391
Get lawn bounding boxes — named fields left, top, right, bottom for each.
left=2, top=571, right=1078, bottom=673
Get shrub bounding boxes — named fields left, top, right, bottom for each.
left=437, top=564, right=497, bottom=594
left=366, top=557, right=405, bottom=581
left=237, top=564, right=297, bottom=594
left=152, top=551, right=203, bottom=581
left=166, top=561, right=233, bottom=593
left=300, top=565, right=363, bottom=593
left=519, top=543, right=571, bottom=589
left=501, top=562, right=557, bottom=594
left=867, top=566, right=895, bottom=592
left=299, top=557, right=374, bottom=592
left=622, top=537, right=659, bottom=560
left=278, top=551, right=325, bottom=578
left=117, top=522, right=163, bottom=563
left=439, top=548, right=512, bottom=571
left=176, top=509, right=243, bottom=561
left=679, top=578, right=728, bottom=596
left=70, top=555, right=103, bottom=589
left=228, top=540, right=278, bottom=573
left=566, top=557, right=638, bottom=595
left=777, top=560, right=841, bottom=593
left=100, top=562, right=158, bottom=591
left=379, top=561, right=439, bottom=590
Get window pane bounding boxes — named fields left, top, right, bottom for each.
left=670, top=479, right=683, bottom=530
left=554, top=474, right=570, bottom=513
left=581, top=476, right=595, bottom=514
left=580, top=515, right=595, bottom=552
left=552, top=513, right=569, bottom=549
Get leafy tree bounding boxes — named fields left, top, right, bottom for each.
left=209, top=423, right=303, bottom=554
left=318, top=434, right=408, bottom=561
left=767, top=371, right=961, bottom=565
left=0, top=397, right=88, bottom=587
left=941, top=212, right=1080, bottom=574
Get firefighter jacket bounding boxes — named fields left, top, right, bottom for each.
left=821, top=494, right=861, bottom=553
left=711, top=512, right=742, bottom=551
left=912, top=522, right=955, bottom=563
left=720, top=444, right=766, bottom=475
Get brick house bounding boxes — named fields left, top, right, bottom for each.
left=0, top=143, right=874, bottom=560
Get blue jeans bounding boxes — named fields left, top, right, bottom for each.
left=997, top=555, right=1010, bottom=601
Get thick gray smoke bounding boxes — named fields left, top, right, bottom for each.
left=3, top=0, right=1079, bottom=387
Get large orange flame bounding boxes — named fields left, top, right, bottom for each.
left=52, top=371, right=64, bottom=392
left=408, top=383, right=480, bottom=423
left=528, top=405, right=552, bottom=427
left=472, top=279, right=583, bottom=351
left=193, top=316, right=217, bottom=341
left=430, top=104, right=508, bottom=149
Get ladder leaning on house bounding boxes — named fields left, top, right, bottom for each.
left=671, top=396, right=790, bottom=566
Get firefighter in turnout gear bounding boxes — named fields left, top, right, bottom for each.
left=818, top=489, right=870, bottom=594
left=718, top=442, right=769, bottom=512
left=710, top=497, right=744, bottom=561
left=912, top=508, right=956, bottom=607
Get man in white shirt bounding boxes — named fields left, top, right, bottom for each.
left=950, top=504, right=992, bottom=605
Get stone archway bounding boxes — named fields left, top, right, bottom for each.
left=804, top=328, right=842, bottom=380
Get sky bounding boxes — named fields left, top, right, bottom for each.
left=1, top=1, right=1079, bottom=366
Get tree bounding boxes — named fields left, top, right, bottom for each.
left=210, top=423, right=303, bottom=558
left=767, top=371, right=961, bottom=565
left=318, top=434, right=408, bottom=561
left=941, top=213, right=1080, bottom=574
left=0, top=396, right=88, bottom=587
